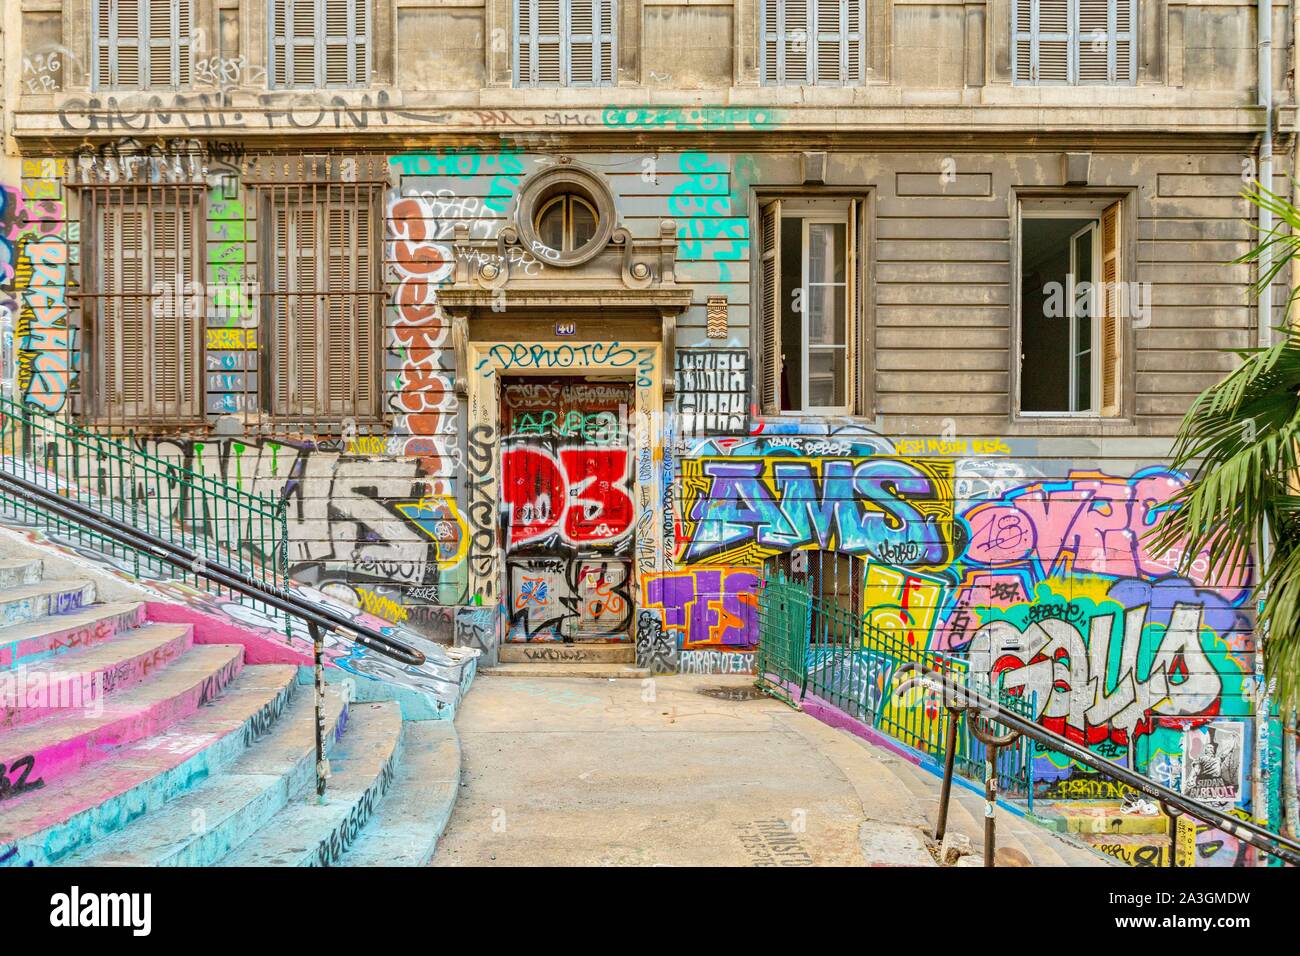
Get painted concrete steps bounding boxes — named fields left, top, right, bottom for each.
left=0, top=623, right=194, bottom=731
left=0, top=580, right=97, bottom=629
left=342, top=720, right=460, bottom=866
left=498, top=642, right=636, bottom=665
left=0, top=665, right=299, bottom=866
left=61, top=686, right=351, bottom=867
left=0, top=602, right=148, bottom=669
left=0, top=643, right=243, bottom=793
left=482, top=662, right=651, bottom=679
left=219, top=701, right=404, bottom=867
left=0, top=559, right=43, bottom=589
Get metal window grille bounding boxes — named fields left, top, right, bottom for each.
left=257, top=180, right=384, bottom=427
left=78, top=184, right=206, bottom=430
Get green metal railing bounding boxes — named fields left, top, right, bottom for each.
left=755, top=573, right=1036, bottom=799
left=0, top=394, right=288, bottom=607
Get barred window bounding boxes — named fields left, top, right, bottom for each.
left=1013, top=0, right=1136, bottom=85
left=270, top=0, right=371, bottom=89
left=514, top=0, right=616, bottom=87
left=85, top=188, right=206, bottom=426
left=761, top=0, right=866, bottom=86
left=93, top=0, right=193, bottom=90
left=260, top=185, right=383, bottom=423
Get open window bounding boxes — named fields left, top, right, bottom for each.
left=1018, top=199, right=1123, bottom=417
left=757, top=197, right=862, bottom=415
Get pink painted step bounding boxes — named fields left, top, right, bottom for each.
left=0, top=623, right=194, bottom=731
left=0, top=665, right=299, bottom=865
left=0, top=580, right=97, bottom=628
left=0, top=602, right=149, bottom=669
left=0, top=643, right=243, bottom=798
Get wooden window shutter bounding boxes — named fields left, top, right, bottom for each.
left=783, top=0, right=812, bottom=84
left=322, top=204, right=378, bottom=418
left=271, top=0, right=289, bottom=86
left=117, top=1, right=142, bottom=87
left=848, top=198, right=862, bottom=414
left=149, top=205, right=201, bottom=419
left=517, top=0, right=565, bottom=86
left=1035, top=0, right=1071, bottom=83
left=1012, top=0, right=1033, bottom=82
left=323, top=0, right=367, bottom=87
left=1099, top=201, right=1121, bottom=416
left=814, top=0, right=863, bottom=84
left=292, top=0, right=318, bottom=86
left=272, top=206, right=320, bottom=415
left=1113, top=0, right=1135, bottom=82
left=761, top=0, right=780, bottom=84
left=99, top=205, right=148, bottom=418
left=758, top=200, right=782, bottom=414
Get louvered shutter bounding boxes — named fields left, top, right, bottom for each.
left=516, top=0, right=613, bottom=86
left=1036, top=0, right=1071, bottom=83
left=117, top=1, right=142, bottom=87
left=150, top=205, right=201, bottom=419
left=272, top=206, right=319, bottom=416
left=1099, top=201, right=1121, bottom=416
left=100, top=205, right=148, bottom=418
left=1014, top=0, right=1134, bottom=85
left=763, top=0, right=863, bottom=85
left=322, top=204, right=378, bottom=417
left=758, top=200, right=782, bottom=414
left=324, top=0, right=368, bottom=87
left=847, top=198, right=861, bottom=414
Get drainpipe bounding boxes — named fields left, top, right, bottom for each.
left=1253, top=0, right=1275, bottom=863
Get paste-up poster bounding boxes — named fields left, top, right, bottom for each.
left=1181, top=723, right=1245, bottom=806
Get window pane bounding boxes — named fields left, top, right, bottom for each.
left=807, top=349, right=846, bottom=408
left=807, top=285, right=846, bottom=345
left=808, top=222, right=846, bottom=283
left=571, top=199, right=598, bottom=248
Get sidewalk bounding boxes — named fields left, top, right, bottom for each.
left=431, top=673, right=1114, bottom=867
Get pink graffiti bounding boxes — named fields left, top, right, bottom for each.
left=962, top=470, right=1251, bottom=598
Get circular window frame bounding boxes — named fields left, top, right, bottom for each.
left=514, top=164, right=617, bottom=268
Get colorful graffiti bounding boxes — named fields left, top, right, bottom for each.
left=679, top=456, right=962, bottom=570
left=643, top=568, right=759, bottom=649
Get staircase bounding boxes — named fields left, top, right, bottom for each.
left=0, top=557, right=459, bottom=867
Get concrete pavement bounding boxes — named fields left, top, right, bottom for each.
left=431, top=673, right=1113, bottom=867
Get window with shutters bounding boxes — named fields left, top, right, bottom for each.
left=756, top=198, right=862, bottom=414
left=1018, top=200, right=1123, bottom=416
left=83, top=187, right=206, bottom=426
left=1012, top=0, right=1136, bottom=85
left=92, top=0, right=193, bottom=90
left=270, top=0, right=371, bottom=88
left=760, top=0, right=866, bottom=86
left=260, top=185, right=383, bottom=423
left=514, top=0, right=617, bottom=87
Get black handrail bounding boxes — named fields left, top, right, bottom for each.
left=0, top=466, right=425, bottom=667
left=912, top=665, right=1300, bottom=867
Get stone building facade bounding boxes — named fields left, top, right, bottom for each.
left=0, top=0, right=1292, bottom=851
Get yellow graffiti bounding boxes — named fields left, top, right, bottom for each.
left=356, top=587, right=409, bottom=624
left=394, top=494, right=469, bottom=570
left=206, top=327, right=256, bottom=349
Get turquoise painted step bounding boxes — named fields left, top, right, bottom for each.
left=60, top=686, right=351, bottom=867
left=0, top=643, right=243, bottom=792
left=0, top=559, right=43, bottom=590
left=0, top=602, right=148, bottom=669
left=219, top=701, right=404, bottom=867
left=0, top=665, right=298, bottom=866
left=343, top=721, right=460, bottom=866
left=0, top=623, right=194, bottom=731
left=0, top=581, right=97, bottom=628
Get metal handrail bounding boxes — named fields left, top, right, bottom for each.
left=0, top=466, right=424, bottom=667
left=922, top=667, right=1300, bottom=867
